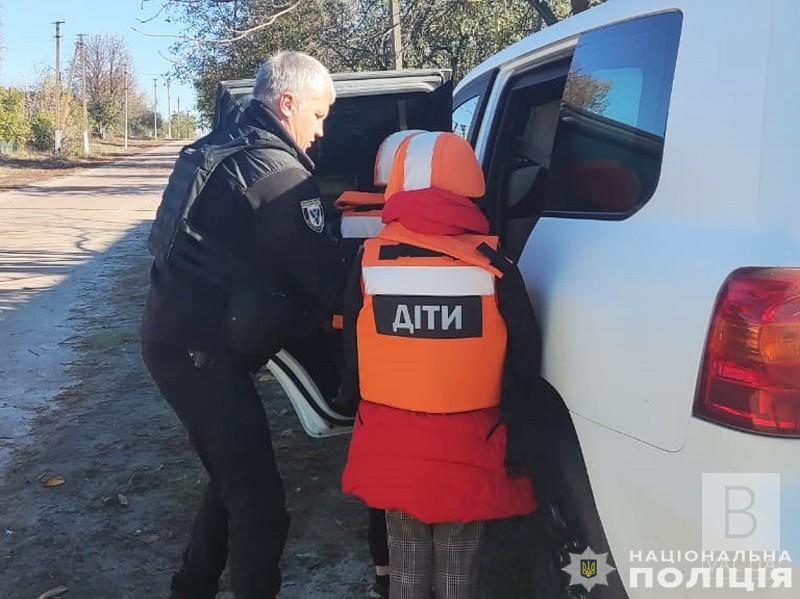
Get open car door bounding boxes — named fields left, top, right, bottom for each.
left=214, top=70, right=453, bottom=438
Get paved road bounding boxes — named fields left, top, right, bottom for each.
left=0, top=143, right=181, bottom=316
left=0, top=142, right=181, bottom=466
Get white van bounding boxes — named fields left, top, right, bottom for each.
left=222, top=1, right=800, bottom=596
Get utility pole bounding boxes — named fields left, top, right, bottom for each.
left=177, top=96, right=181, bottom=138
left=124, top=71, right=129, bottom=149
left=78, top=34, right=89, bottom=156
left=152, top=78, right=158, bottom=139
left=389, top=0, right=402, bottom=70
left=165, top=76, right=172, bottom=139
left=52, top=20, right=65, bottom=154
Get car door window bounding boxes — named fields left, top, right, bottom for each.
left=453, top=96, right=480, bottom=140
left=452, top=69, right=496, bottom=147
left=545, top=11, right=683, bottom=216
left=486, top=10, right=683, bottom=232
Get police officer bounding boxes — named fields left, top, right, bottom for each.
left=140, top=51, right=343, bottom=599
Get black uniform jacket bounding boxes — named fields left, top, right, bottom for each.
left=144, top=100, right=345, bottom=363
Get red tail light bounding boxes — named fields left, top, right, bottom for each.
left=694, top=268, right=800, bottom=437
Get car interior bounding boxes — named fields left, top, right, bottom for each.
left=482, top=59, right=571, bottom=260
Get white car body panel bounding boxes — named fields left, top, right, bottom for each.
left=458, top=0, right=800, bottom=595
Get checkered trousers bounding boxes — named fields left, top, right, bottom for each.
left=385, top=510, right=485, bottom=599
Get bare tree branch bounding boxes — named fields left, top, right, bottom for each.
left=571, top=0, right=590, bottom=14
left=527, top=0, right=557, bottom=26
left=133, top=0, right=301, bottom=44
left=158, top=49, right=186, bottom=65
left=137, top=1, right=172, bottom=24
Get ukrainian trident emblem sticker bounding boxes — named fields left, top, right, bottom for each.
left=563, top=548, right=616, bottom=592
left=581, top=559, right=598, bottom=578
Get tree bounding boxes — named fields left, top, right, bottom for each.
left=0, top=88, right=31, bottom=151
left=83, top=34, right=133, bottom=139
left=145, top=0, right=606, bottom=125
left=129, top=110, right=164, bottom=139
left=125, top=89, right=158, bottom=138
left=563, top=71, right=611, bottom=113
left=31, top=71, right=83, bottom=154
left=171, top=110, right=198, bottom=138
left=529, top=0, right=598, bottom=23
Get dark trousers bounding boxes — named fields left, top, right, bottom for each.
left=369, top=507, right=390, bottom=567
left=141, top=327, right=288, bottom=599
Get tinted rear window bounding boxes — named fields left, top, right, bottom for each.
left=543, top=11, right=683, bottom=215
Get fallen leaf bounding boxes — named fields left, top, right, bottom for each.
left=294, top=552, right=317, bottom=560
left=279, top=429, right=293, bottom=439
left=118, top=494, right=129, bottom=506
left=41, top=476, right=65, bottom=488
left=258, top=372, right=274, bottom=382
left=37, top=586, right=68, bottom=599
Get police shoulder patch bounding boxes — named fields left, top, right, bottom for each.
left=300, top=198, right=325, bottom=233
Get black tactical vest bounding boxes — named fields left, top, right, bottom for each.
left=147, top=127, right=295, bottom=287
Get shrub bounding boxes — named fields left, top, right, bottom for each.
left=29, top=112, right=55, bottom=151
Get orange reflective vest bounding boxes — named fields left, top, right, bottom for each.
left=336, top=190, right=385, bottom=240
left=357, top=222, right=507, bottom=414
left=340, top=208, right=384, bottom=239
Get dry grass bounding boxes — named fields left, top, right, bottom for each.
left=0, top=137, right=175, bottom=190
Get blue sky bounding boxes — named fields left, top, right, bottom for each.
left=1, top=0, right=199, bottom=117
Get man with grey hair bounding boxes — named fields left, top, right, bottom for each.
left=253, top=50, right=336, bottom=150
left=141, top=50, right=343, bottom=599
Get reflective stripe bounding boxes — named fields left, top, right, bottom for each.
left=363, top=265, right=494, bottom=296
left=375, top=130, right=424, bottom=186
left=403, top=132, right=442, bottom=191
left=341, top=215, right=384, bottom=239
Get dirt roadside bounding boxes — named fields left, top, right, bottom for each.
left=0, top=140, right=167, bottom=191
left=0, top=221, right=377, bottom=598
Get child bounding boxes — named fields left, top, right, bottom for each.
left=335, top=129, right=425, bottom=598
left=341, top=132, right=541, bottom=598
